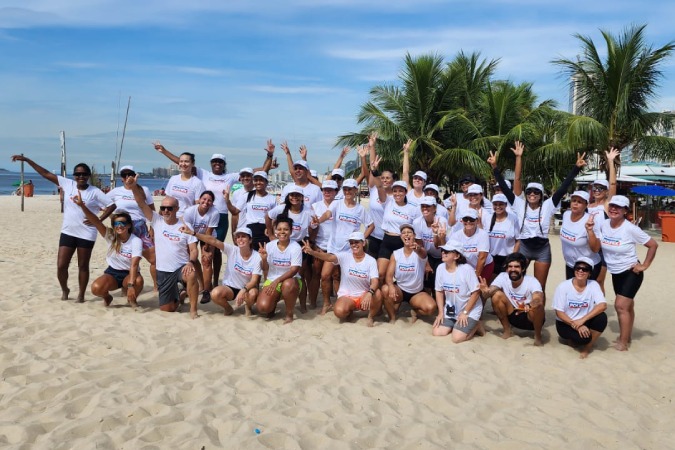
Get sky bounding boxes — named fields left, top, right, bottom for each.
left=1, top=0, right=674, bottom=175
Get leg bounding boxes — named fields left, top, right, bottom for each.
left=280, top=279, right=300, bottom=324
left=75, top=246, right=94, bottom=302
left=614, top=295, right=634, bottom=351
left=212, top=247, right=223, bottom=288
left=211, top=285, right=235, bottom=315
left=382, top=284, right=401, bottom=323
left=528, top=307, right=546, bottom=346
left=142, top=247, right=158, bottom=291
left=376, top=257, right=389, bottom=284
left=201, top=245, right=215, bottom=293
left=409, top=292, right=437, bottom=322
left=243, top=288, right=259, bottom=316
left=298, top=258, right=310, bottom=313
left=56, top=245, right=76, bottom=300
left=596, top=265, right=607, bottom=296
left=491, top=291, right=514, bottom=338
left=308, top=256, right=323, bottom=309
left=122, top=273, right=144, bottom=308
left=320, top=261, right=335, bottom=315
left=256, top=286, right=281, bottom=317
left=532, top=260, right=551, bottom=299
left=334, top=296, right=357, bottom=322
left=432, top=324, right=452, bottom=337
left=91, top=274, right=119, bottom=306
left=366, top=290, right=383, bottom=327
left=183, top=269, right=200, bottom=319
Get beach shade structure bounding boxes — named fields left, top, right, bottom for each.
left=631, top=185, right=675, bottom=197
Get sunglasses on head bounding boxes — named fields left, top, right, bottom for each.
left=574, top=265, right=592, bottom=273
left=159, top=206, right=175, bottom=212
left=525, top=189, right=542, bottom=195
left=113, top=221, right=129, bottom=227
left=73, top=172, right=90, bottom=177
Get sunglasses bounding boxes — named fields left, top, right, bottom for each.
left=211, top=160, right=225, bottom=164
left=113, top=221, right=129, bottom=227
left=462, top=217, right=477, bottom=223
left=460, top=181, right=472, bottom=186
left=73, top=172, right=90, bottom=177
left=120, top=172, right=135, bottom=178
left=159, top=206, right=175, bottom=212
left=574, top=265, right=592, bottom=273
left=525, top=189, right=542, bottom=195
left=348, top=240, right=362, bottom=245
left=592, top=186, right=607, bottom=192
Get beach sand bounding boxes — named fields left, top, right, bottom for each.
left=1, top=195, right=674, bottom=449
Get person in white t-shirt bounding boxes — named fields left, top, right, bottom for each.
left=422, top=184, right=449, bottom=221
left=479, top=252, right=545, bottom=346
left=257, top=216, right=303, bottom=324
left=382, top=224, right=436, bottom=323
left=161, top=151, right=206, bottom=217
left=560, top=191, right=602, bottom=282
left=432, top=241, right=484, bottom=343
left=279, top=142, right=323, bottom=206
left=449, top=184, right=492, bottom=230
left=553, top=257, right=608, bottom=358
left=302, top=231, right=381, bottom=327
left=447, top=209, right=494, bottom=281
left=366, top=133, right=397, bottom=259
left=483, top=193, right=519, bottom=282
left=11, top=155, right=115, bottom=302
left=600, top=195, right=658, bottom=351
left=130, top=176, right=200, bottom=319
left=186, top=227, right=263, bottom=317
left=73, top=196, right=144, bottom=308
left=308, top=180, right=338, bottom=311
left=226, top=171, right=277, bottom=248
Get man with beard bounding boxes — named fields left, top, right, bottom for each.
left=479, top=252, right=545, bottom=346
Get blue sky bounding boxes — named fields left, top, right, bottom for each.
left=2, top=0, right=674, bottom=175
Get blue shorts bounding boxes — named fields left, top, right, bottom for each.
left=104, top=266, right=130, bottom=288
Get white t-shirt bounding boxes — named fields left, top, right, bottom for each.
left=221, top=243, right=263, bottom=289
left=514, top=198, right=559, bottom=239
left=265, top=240, right=302, bottom=280
left=311, top=200, right=334, bottom=251
left=164, top=175, right=206, bottom=217
left=484, top=212, right=519, bottom=257
left=413, top=215, right=448, bottom=259
left=599, top=219, right=651, bottom=274
left=182, top=204, right=220, bottom=235
left=456, top=202, right=493, bottom=223
left=196, top=168, right=239, bottom=214
left=106, top=185, right=153, bottom=222
left=281, top=182, right=322, bottom=207
left=267, top=205, right=312, bottom=241
left=105, top=232, right=143, bottom=271
left=335, top=252, right=379, bottom=298
left=230, top=186, right=253, bottom=214
left=449, top=228, right=494, bottom=269
left=406, top=190, right=425, bottom=209
left=59, top=176, right=111, bottom=241
left=434, top=263, right=482, bottom=321
left=587, top=203, right=608, bottom=227
left=368, top=186, right=387, bottom=240
left=236, top=191, right=277, bottom=228
left=151, top=212, right=198, bottom=272
left=381, top=196, right=420, bottom=234
left=491, top=272, right=543, bottom=309
left=553, top=279, right=606, bottom=321
left=327, top=201, right=373, bottom=253
left=560, top=211, right=602, bottom=267
left=392, top=248, right=426, bottom=293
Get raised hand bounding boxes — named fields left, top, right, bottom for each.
left=431, top=217, right=440, bottom=234
left=368, top=132, right=378, bottom=148
left=487, top=151, right=498, bottom=169
left=606, top=147, right=620, bottom=162
left=281, top=141, right=290, bottom=155
left=72, top=190, right=84, bottom=206
left=511, top=141, right=524, bottom=157
left=11, top=154, right=28, bottom=162
left=271, top=158, right=279, bottom=169
left=575, top=152, right=587, bottom=168
left=402, top=138, right=412, bottom=153
left=340, top=146, right=351, bottom=158
left=370, top=154, right=382, bottom=171
left=258, top=242, right=268, bottom=259
left=585, top=213, right=595, bottom=231
left=153, top=140, right=165, bottom=152
left=478, top=276, right=489, bottom=294
left=266, top=139, right=275, bottom=154
left=299, top=145, right=308, bottom=160
left=301, top=239, right=313, bottom=254
left=357, top=144, right=368, bottom=158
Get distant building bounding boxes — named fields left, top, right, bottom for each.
left=152, top=165, right=179, bottom=178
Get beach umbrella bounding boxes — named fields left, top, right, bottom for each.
left=631, top=185, right=675, bottom=197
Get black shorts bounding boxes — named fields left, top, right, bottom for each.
left=104, top=266, right=129, bottom=288
left=367, top=236, right=382, bottom=259
left=226, top=285, right=241, bottom=299
left=59, top=233, right=96, bottom=249
left=611, top=269, right=644, bottom=299
left=216, top=213, right=229, bottom=242
left=508, top=310, right=539, bottom=331
left=424, top=255, right=442, bottom=290
left=565, top=263, right=602, bottom=281
left=400, top=289, right=416, bottom=303
left=492, top=254, right=507, bottom=275
left=247, top=223, right=269, bottom=248
left=555, top=313, right=608, bottom=345
left=157, top=267, right=185, bottom=306
left=378, top=233, right=403, bottom=260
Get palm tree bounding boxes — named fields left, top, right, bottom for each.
left=552, top=24, right=675, bottom=165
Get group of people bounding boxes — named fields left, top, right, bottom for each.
left=11, top=137, right=659, bottom=356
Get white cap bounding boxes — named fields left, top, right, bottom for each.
left=574, top=256, right=594, bottom=268
left=342, top=178, right=358, bottom=189
left=348, top=231, right=366, bottom=242
left=526, top=182, right=544, bottom=192
left=310, top=169, right=318, bottom=178
left=253, top=171, right=268, bottom=180
left=419, top=196, right=437, bottom=206
left=119, top=165, right=134, bottom=173
left=392, top=180, right=408, bottom=191
left=210, top=153, right=226, bottom=162
left=399, top=223, right=415, bottom=232
left=413, top=171, right=428, bottom=181
left=233, top=227, right=252, bottom=237
left=494, top=180, right=512, bottom=189
left=331, top=168, right=345, bottom=178
left=461, top=209, right=479, bottom=220
left=322, top=180, right=338, bottom=190
left=492, top=193, right=508, bottom=204
left=440, top=240, right=464, bottom=254
left=239, top=167, right=254, bottom=175
left=571, top=190, right=590, bottom=203
left=424, top=184, right=439, bottom=193
left=286, top=186, right=304, bottom=196
left=609, top=195, right=630, bottom=209
left=293, top=160, right=309, bottom=170
left=593, top=180, right=609, bottom=189
left=467, top=184, right=483, bottom=195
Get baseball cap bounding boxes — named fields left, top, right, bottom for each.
left=233, top=227, right=252, bottom=237
left=494, top=180, right=512, bottom=189
left=331, top=168, right=345, bottom=178
left=574, top=256, right=594, bottom=269
left=491, top=193, right=508, bottom=204
left=239, top=167, right=254, bottom=175
left=119, top=165, right=134, bottom=174
left=348, top=231, right=365, bottom=242
left=424, top=184, right=439, bottom=193
left=286, top=186, right=304, bottom=196
left=593, top=180, right=609, bottom=189
left=526, top=182, right=544, bottom=192
left=609, top=195, right=630, bottom=209
left=253, top=171, right=268, bottom=180
left=210, top=153, right=226, bottom=162
left=342, top=178, right=358, bottom=189
left=467, top=184, right=483, bottom=195
left=322, top=180, right=338, bottom=190
left=571, top=190, right=590, bottom=203
left=419, top=196, right=437, bottom=206
left=440, top=241, right=464, bottom=254
left=310, top=169, right=318, bottom=178
left=392, top=180, right=408, bottom=191
left=413, top=171, right=428, bottom=181
left=293, top=160, right=309, bottom=170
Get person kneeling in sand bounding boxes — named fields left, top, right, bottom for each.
left=432, top=241, right=484, bottom=342
left=479, top=252, right=545, bottom=345
left=553, top=257, right=608, bottom=358
left=130, top=176, right=200, bottom=319
left=181, top=226, right=262, bottom=316
left=302, top=232, right=382, bottom=327
left=73, top=193, right=144, bottom=308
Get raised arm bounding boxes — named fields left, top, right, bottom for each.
left=181, top=224, right=225, bottom=252
left=301, top=240, right=338, bottom=263
left=370, top=155, right=387, bottom=203
left=260, top=139, right=276, bottom=173
left=130, top=175, right=154, bottom=221
left=488, top=151, right=516, bottom=205
left=606, top=147, right=619, bottom=200
left=551, top=152, right=586, bottom=206
left=10, top=155, right=58, bottom=185
left=367, top=132, right=379, bottom=188
left=72, top=191, right=107, bottom=236
left=153, top=141, right=180, bottom=165
left=401, top=139, right=412, bottom=187
left=355, top=145, right=368, bottom=185
left=511, top=141, right=524, bottom=196
left=281, top=141, right=299, bottom=183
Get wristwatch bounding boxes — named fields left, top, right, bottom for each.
left=462, top=310, right=468, bottom=315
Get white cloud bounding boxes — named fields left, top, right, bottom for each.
left=246, top=85, right=345, bottom=95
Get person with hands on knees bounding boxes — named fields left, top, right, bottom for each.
left=553, top=256, right=608, bottom=359
left=257, top=216, right=303, bottom=324
left=432, top=241, right=484, bottom=343
left=302, top=232, right=382, bottom=327
left=129, top=174, right=200, bottom=319
left=72, top=192, right=143, bottom=309
left=479, top=252, right=545, bottom=346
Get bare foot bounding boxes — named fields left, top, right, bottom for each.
left=244, top=305, right=252, bottom=317
left=190, top=309, right=199, bottom=319
left=500, top=328, right=513, bottom=339
left=613, top=342, right=628, bottom=351
left=389, top=318, right=396, bottom=324
left=266, top=311, right=276, bottom=319
left=580, top=344, right=593, bottom=359
left=320, top=304, right=333, bottom=316
left=76, top=294, right=85, bottom=303
left=299, top=304, right=307, bottom=314
left=128, top=300, right=138, bottom=310
left=61, top=288, right=70, bottom=300
left=475, top=321, right=486, bottom=337
left=410, top=309, right=418, bottom=324
left=103, top=295, right=113, bottom=307
left=121, top=287, right=127, bottom=297
left=283, top=315, right=293, bottom=324
left=309, top=301, right=317, bottom=309
left=367, top=317, right=375, bottom=327
left=534, top=337, right=543, bottom=347
left=223, top=303, right=234, bottom=316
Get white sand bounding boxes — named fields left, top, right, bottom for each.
left=2, top=195, right=674, bottom=449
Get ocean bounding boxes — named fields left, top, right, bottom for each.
left=0, top=172, right=170, bottom=196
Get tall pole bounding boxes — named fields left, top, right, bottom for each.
left=20, top=154, right=25, bottom=212
left=60, top=131, right=67, bottom=213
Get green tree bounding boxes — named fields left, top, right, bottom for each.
left=552, top=24, right=675, bottom=164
